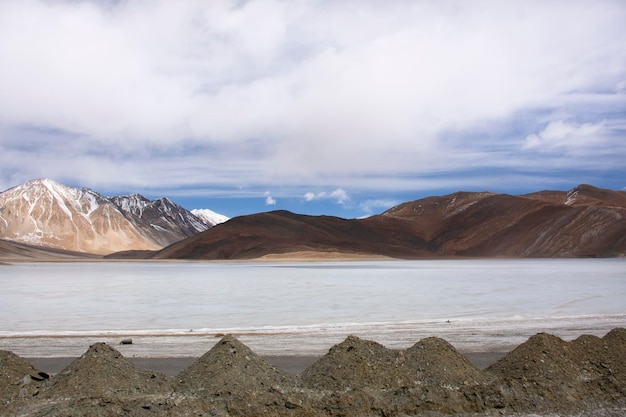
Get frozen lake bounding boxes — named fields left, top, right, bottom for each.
left=1, top=259, right=625, bottom=357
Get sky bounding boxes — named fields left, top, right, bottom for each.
left=1, top=0, right=625, bottom=219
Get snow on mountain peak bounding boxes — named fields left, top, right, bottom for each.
left=191, top=208, right=229, bottom=226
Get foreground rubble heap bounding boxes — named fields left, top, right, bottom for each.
left=1, top=329, right=625, bottom=416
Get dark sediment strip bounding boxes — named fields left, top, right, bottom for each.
left=26, top=352, right=506, bottom=376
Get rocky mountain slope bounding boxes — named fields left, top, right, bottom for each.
left=0, top=179, right=227, bottom=255
left=154, top=184, right=626, bottom=260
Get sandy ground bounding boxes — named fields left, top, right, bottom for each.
left=0, top=250, right=409, bottom=263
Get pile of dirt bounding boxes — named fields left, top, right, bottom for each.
left=571, top=328, right=626, bottom=400
left=484, top=330, right=626, bottom=412
left=299, top=335, right=410, bottom=390
left=174, top=335, right=303, bottom=416
left=298, top=335, right=497, bottom=415
left=5, top=343, right=172, bottom=416
left=404, top=336, right=490, bottom=387
left=42, top=342, right=170, bottom=399
left=0, top=350, right=49, bottom=405
left=2, top=330, right=625, bottom=416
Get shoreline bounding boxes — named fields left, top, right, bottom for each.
left=3, top=314, right=624, bottom=357
left=0, top=251, right=545, bottom=264
left=3, top=315, right=624, bottom=366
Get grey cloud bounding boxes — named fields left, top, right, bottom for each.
left=0, top=0, right=625, bottom=194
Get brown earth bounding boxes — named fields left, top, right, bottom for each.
left=150, top=184, right=626, bottom=261
left=0, top=239, right=99, bottom=261
left=2, top=329, right=625, bottom=416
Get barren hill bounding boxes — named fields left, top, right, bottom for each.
left=153, top=184, right=626, bottom=260
left=154, top=210, right=430, bottom=260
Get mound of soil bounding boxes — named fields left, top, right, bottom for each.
left=404, top=336, right=490, bottom=388
left=484, top=331, right=626, bottom=412
left=42, top=342, right=170, bottom=399
left=571, top=328, right=626, bottom=400
left=3, top=343, right=172, bottom=416
left=0, top=350, right=49, bottom=404
left=174, top=335, right=303, bottom=416
left=603, top=327, right=626, bottom=354
left=2, top=330, right=625, bottom=416
left=298, top=335, right=496, bottom=415
left=299, top=335, right=410, bottom=390
left=487, top=332, right=580, bottom=381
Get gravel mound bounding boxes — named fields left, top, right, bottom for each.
left=404, top=336, right=490, bottom=387
left=298, top=334, right=490, bottom=391
left=2, top=329, right=625, bottom=416
left=174, top=335, right=303, bottom=416
left=0, top=350, right=49, bottom=405
left=484, top=331, right=626, bottom=412
left=298, top=335, right=494, bottom=415
left=42, top=342, right=170, bottom=399
left=3, top=343, right=171, bottom=416
left=299, top=335, right=409, bottom=390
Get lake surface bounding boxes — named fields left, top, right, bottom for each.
left=1, top=259, right=625, bottom=357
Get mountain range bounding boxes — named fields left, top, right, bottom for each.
left=1, top=180, right=625, bottom=260
left=151, top=184, right=626, bottom=260
left=0, top=179, right=228, bottom=256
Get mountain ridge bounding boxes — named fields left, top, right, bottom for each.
left=151, top=184, right=626, bottom=260
left=1, top=180, right=624, bottom=260
left=0, top=178, right=228, bottom=255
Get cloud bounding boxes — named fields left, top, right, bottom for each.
left=0, top=1, right=625, bottom=199
left=264, top=191, right=276, bottom=206
left=523, top=120, right=609, bottom=151
left=303, top=188, right=350, bottom=205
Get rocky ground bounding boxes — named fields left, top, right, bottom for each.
left=1, top=329, right=625, bottom=416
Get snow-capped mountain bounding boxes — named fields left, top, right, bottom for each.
left=0, top=179, right=224, bottom=255
left=111, top=195, right=213, bottom=246
left=191, top=208, right=229, bottom=226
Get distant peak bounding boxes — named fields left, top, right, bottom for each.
left=26, top=178, right=58, bottom=187
left=113, top=193, right=150, bottom=202
left=24, top=178, right=85, bottom=193
left=191, top=208, right=229, bottom=226
left=571, top=183, right=593, bottom=191
left=155, top=197, right=176, bottom=205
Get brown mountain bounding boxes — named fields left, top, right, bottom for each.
left=153, top=184, right=626, bottom=260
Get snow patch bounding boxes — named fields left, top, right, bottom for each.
left=191, top=209, right=229, bottom=226
left=565, top=190, right=578, bottom=205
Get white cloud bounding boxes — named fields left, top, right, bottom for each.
left=303, top=188, right=350, bottom=205
left=523, top=120, right=608, bottom=151
left=330, top=189, right=350, bottom=204
left=264, top=191, right=276, bottom=206
left=0, top=1, right=625, bottom=196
